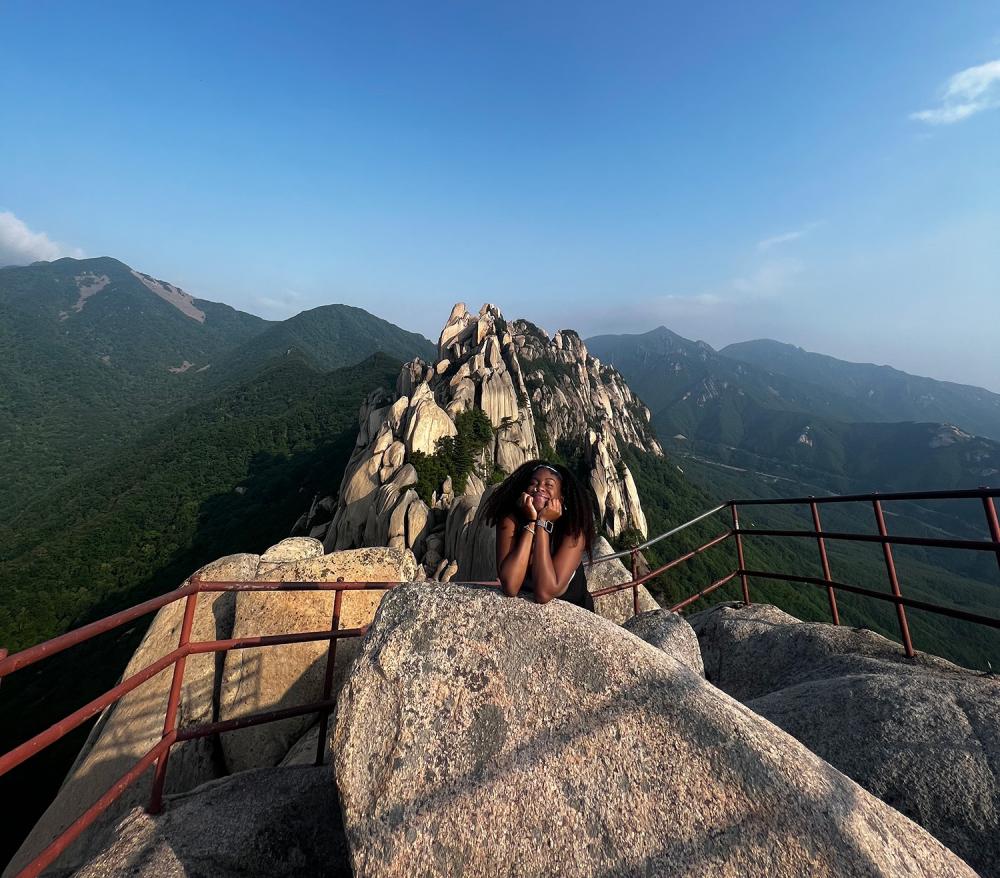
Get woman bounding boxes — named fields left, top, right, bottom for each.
left=482, top=459, right=596, bottom=609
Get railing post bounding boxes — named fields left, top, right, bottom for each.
left=981, top=489, right=1000, bottom=577
left=810, top=500, right=841, bottom=625
left=148, top=587, right=199, bottom=814
left=872, top=499, right=915, bottom=658
left=731, top=503, right=751, bottom=605
left=630, top=550, right=640, bottom=617
left=314, top=580, right=345, bottom=766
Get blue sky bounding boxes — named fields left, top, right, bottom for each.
left=2, top=1, right=998, bottom=389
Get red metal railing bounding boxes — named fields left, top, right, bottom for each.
left=3, top=486, right=1000, bottom=876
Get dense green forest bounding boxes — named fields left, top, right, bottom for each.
left=0, top=257, right=435, bottom=527
left=0, top=352, right=401, bottom=867
left=0, top=353, right=401, bottom=652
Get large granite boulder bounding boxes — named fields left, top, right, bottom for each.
left=585, top=536, right=659, bottom=624
left=333, top=582, right=973, bottom=877
left=689, top=602, right=1000, bottom=876
left=72, top=766, right=349, bottom=878
left=219, top=545, right=417, bottom=774
left=624, top=608, right=704, bottom=676
left=5, top=553, right=259, bottom=878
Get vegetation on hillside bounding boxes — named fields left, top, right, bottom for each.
left=410, top=409, right=494, bottom=503
left=0, top=353, right=400, bottom=653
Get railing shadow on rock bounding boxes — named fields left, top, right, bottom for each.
left=2, top=486, right=999, bottom=878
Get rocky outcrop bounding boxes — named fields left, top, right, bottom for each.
left=7, top=540, right=414, bottom=878
left=689, top=602, right=1000, bottom=876
left=72, top=766, right=349, bottom=878
left=624, top=608, right=705, bottom=676
left=295, top=303, right=662, bottom=582
left=333, top=583, right=973, bottom=877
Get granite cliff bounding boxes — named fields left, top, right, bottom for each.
left=294, top=303, right=662, bottom=581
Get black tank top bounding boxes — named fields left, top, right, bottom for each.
left=521, top=563, right=595, bottom=612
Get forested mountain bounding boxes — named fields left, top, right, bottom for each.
left=211, top=303, right=436, bottom=385
left=0, top=258, right=435, bottom=526
left=587, top=326, right=1000, bottom=495
left=0, top=353, right=401, bottom=868
left=721, top=339, right=1000, bottom=441
left=0, top=257, right=269, bottom=520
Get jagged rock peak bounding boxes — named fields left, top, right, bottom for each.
left=296, top=303, right=663, bottom=581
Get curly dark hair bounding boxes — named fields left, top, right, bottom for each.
left=482, top=459, right=596, bottom=555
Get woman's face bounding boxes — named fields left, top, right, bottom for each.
left=526, top=467, right=563, bottom=512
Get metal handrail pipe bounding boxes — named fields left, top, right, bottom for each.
left=735, top=528, right=1000, bottom=553
left=669, top=571, right=740, bottom=613
left=0, top=582, right=195, bottom=678
left=175, top=696, right=342, bottom=742
left=733, top=486, right=999, bottom=506
left=185, top=626, right=368, bottom=655
left=193, top=579, right=501, bottom=593
left=16, top=732, right=177, bottom=878
left=587, top=503, right=731, bottom=563
left=740, top=569, right=1000, bottom=630
left=0, top=646, right=186, bottom=779
left=587, top=530, right=733, bottom=597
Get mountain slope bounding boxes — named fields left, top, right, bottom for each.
left=0, top=352, right=401, bottom=652
left=0, top=256, right=272, bottom=521
left=0, top=259, right=437, bottom=526
left=587, top=327, right=1000, bottom=495
left=587, top=327, right=875, bottom=443
left=721, top=339, right=1000, bottom=441
left=0, top=352, right=401, bottom=869
left=212, top=303, right=436, bottom=385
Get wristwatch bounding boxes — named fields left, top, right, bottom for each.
left=536, top=519, right=554, bottom=534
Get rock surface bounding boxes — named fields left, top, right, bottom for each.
left=689, top=602, right=1000, bottom=876
left=624, top=608, right=704, bottom=676
left=333, top=583, right=973, bottom=878
left=219, top=545, right=418, bottom=773
left=585, top=536, right=659, bottom=624
left=298, top=303, right=662, bottom=581
left=72, top=766, right=349, bottom=878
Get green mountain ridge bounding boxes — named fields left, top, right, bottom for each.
left=586, top=326, right=1000, bottom=495
left=209, top=302, right=436, bottom=386
left=0, top=257, right=436, bottom=525
left=721, top=338, right=1000, bottom=441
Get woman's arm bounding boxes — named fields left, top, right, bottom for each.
left=496, top=498, right=538, bottom=597
left=528, top=498, right=586, bottom=604
left=529, top=528, right=585, bottom=604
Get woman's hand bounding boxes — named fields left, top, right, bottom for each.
left=519, top=492, right=538, bottom=521
left=538, top=497, right=563, bottom=522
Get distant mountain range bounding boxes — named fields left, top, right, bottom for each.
left=721, top=338, right=1000, bottom=441
left=587, top=326, right=1000, bottom=495
left=0, top=257, right=435, bottom=523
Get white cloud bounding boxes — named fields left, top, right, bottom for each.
left=732, top=257, right=803, bottom=298
left=255, top=288, right=304, bottom=316
left=0, top=210, right=84, bottom=265
left=911, top=58, right=1000, bottom=125
left=757, top=221, right=822, bottom=252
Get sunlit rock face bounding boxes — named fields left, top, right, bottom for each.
left=295, top=302, right=662, bottom=581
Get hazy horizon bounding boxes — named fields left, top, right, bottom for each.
left=2, top=1, right=997, bottom=390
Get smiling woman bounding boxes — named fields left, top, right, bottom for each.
left=482, top=459, right=597, bottom=610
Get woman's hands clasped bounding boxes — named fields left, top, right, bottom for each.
left=538, top=497, right=562, bottom=522
left=519, top=492, right=563, bottom=523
